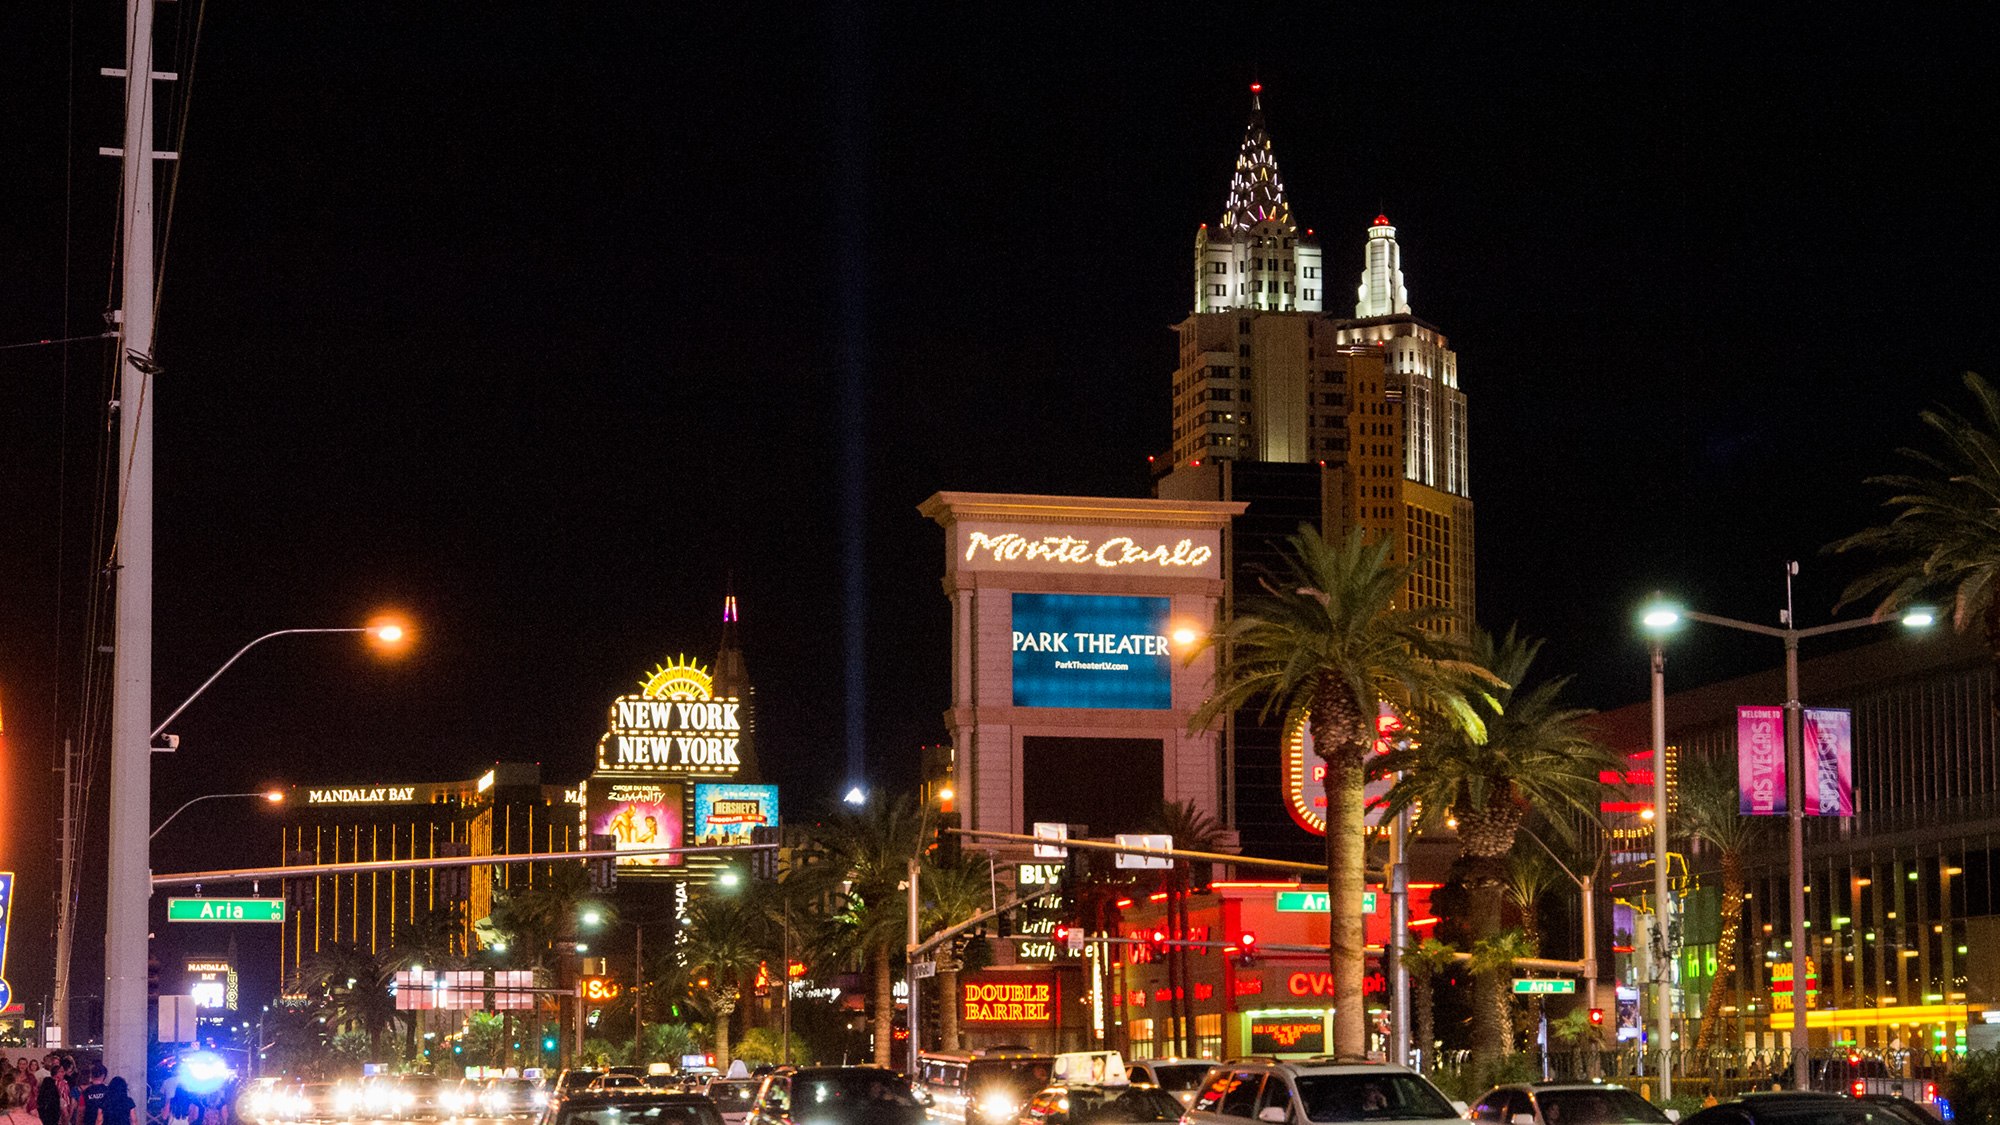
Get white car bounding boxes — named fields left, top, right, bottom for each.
left=1185, top=1060, right=1463, bottom=1125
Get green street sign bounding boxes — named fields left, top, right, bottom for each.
left=1275, top=890, right=1378, bottom=914
left=167, top=897, right=284, bottom=923
left=1512, top=978, right=1576, bottom=995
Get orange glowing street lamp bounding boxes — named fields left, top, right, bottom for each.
left=150, top=789, right=286, bottom=840
left=152, top=619, right=414, bottom=742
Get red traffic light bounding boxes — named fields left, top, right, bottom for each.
left=1239, top=932, right=1256, bottom=949
left=1588, top=1008, right=1604, bottom=1026
left=1055, top=925, right=1068, bottom=943
left=1150, top=928, right=1167, bottom=945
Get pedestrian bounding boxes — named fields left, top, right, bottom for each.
left=164, top=1087, right=192, bottom=1125
left=38, top=1075, right=62, bottom=1125
left=95, top=1083, right=131, bottom=1125
left=6, top=1078, right=45, bottom=1125
left=80, top=1068, right=109, bottom=1125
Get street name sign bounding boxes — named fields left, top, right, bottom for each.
left=167, top=897, right=285, bottom=923
left=1275, top=890, right=1377, bottom=913
left=909, top=960, right=938, bottom=980
left=1512, top=978, right=1576, bottom=995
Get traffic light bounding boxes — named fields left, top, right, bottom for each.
left=1234, top=932, right=1257, bottom=969
left=147, top=955, right=161, bottom=1001
left=587, top=834, right=617, bottom=892
left=1146, top=928, right=1167, bottom=961
left=543, top=1035, right=557, bottom=1052
left=1588, top=1008, right=1604, bottom=1027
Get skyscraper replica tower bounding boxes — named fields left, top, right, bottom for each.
left=1158, top=89, right=1476, bottom=858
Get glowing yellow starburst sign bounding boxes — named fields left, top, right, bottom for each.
left=596, top=656, right=743, bottom=775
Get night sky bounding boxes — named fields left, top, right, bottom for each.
left=4, top=4, right=1999, bottom=1013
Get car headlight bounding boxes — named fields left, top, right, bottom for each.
left=981, top=1098, right=1017, bottom=1122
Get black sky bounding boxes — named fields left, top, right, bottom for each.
left=4, top=3, right=2000, bottom=1012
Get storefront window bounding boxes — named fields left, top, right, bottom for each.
left=1195, top=1013, right=1223, bottom=1059
left=1129, top=1018, right=1154, bottom=1057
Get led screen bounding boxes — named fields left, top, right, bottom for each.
left=586, top=779, right=685, bottom=870
left=692, top=784, right=779, bottom=846
left=1012, top=594, right=1172, bottom=709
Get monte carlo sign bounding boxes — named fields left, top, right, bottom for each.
left=595, top=657, right=744, bottom=775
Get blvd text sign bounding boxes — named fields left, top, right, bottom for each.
left=1275, top=890, right=1378, bottom=913
left=166, top=897, right=285, bottom=923
left=1512, top=978, right=1576, bottom=995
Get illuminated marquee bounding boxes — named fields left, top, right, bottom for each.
left=595, top=656, right=745, bottom=775
left=963, top=980, right=1054, bottom=1023
left=307, top=786, right=418, bottom=805
left=186, top=959, right=238, bottom=1011
left=1283, top=705, right=1402, bottom=835
left=955, top=523, right=1223, bottom=578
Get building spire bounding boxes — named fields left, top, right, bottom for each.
left=1221, top=84, right=1293, bottom=235
left=1354, top=213, right=1410, bottom=317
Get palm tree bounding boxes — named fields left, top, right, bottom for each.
left=1377, top=627, right=1619, bottom=1082
left=293, top=943, right=403, bottom=1059
left=795, top=794, right=931, bottom=1067
left=922, top=858, right=992, bottom=1052
left=683, top=895, right=765, bottom=1070
left=1147, top=799, right=1223, bottom=1057
left=1676, top=753, right=1771, bottom=1054
left=1467, top=929, right=1536, bottom=1070
left=1399, top=937, right=1459, bottom=1072
left=1505, top=850, right=1558, bottom=1070
left=1193, top=524, right=1496, bottom=1059
left=1831, top=372, right=2000, bottom=666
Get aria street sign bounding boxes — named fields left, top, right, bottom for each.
left=166, top=897, right=285, bottom=923
left=1512, top=978, right=1577, bottom=995
left=1275, top=890, right=1377, bottom=913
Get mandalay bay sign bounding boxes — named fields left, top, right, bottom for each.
left=595, top=656, right=744, bottom=774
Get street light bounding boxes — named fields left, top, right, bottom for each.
left=152, top=620, right=411, bottom=739
left=1640, top=566, right=1933, bottom=1092
left=151, top=790, right=284, bottom=840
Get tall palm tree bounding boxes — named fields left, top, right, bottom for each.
left=1467, top=929, right=1536, bottom=1068
left=1377, top=627, right=1618, bottom=1082
left=795, top=794, right=931, bottom=1067
left=1505, top=850, right=1558, bottom=1068
left=1147, top=799, right=1223, bottom=1057
left=1193, top=524, right=1495, bottom=1059
left=293, top=943, right=404, bottom=1059
left=1399, top=937, right=1459, bottom=1072
left=922, top=858, right=992, bottom=1052
left=1676, top=752, right=1770, bottom=1054
left=1831, top=372, right=2000, bottom=666
left=683, top=895, right=764, bottom=1070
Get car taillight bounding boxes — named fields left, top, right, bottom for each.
left=1853, top=1082, right=1867, bottom=1097
left=1927, top=1085, right=1938, bottom=1103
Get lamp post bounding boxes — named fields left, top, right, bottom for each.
left=102, top=619, right=407, bottom=1083
left=1518, top=826, right=1598, bottom=1052
left=1641, top=568, right=1932, bottom=1091
left=151, top=790, right=284, bottom=840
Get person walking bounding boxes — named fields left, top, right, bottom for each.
left=37, top=1075, right=62, bottom=1125
left=5, top=1076, right=46, bottom=1125
left=97, top=1082, right=133, bottom=1125
left=80, top=1068, right=109, bottom=1125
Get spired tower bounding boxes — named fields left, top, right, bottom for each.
left=1157, top=91, right=1477, bottom=860
left=710, top=586, right=760, bottom=784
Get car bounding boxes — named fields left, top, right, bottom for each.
left=481, top=1078, right=551, bottom=1119
left=1184, top=1060, right=1462, bottom=1125
left=745, top=1067, right=928, bottom=1125
left=1019, top=1085, right=1187, bottom=1125
left=386, top=1075, right=451, bottom=1120
left=588, top=1076, right=649, bottom=1093
left=917, top=1050, right=1057, bottom=1125
left=543, top=1092, right=724, bottom=1125
left=705, top=1080, right=764, bottom=1125
left=1680, top=1092, right=1914, bottom=1125
left=1467, top=1083, right=1671, bottom=1125
left=1125, top=1061, right=1216, bottom=1108
left=557, top=1072, right=609, bottom=1098
left=280, top=1083, right=347, bottom=1123
left=1856, top=1096, right=1942, bottom=1125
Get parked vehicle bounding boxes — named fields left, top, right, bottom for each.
left=1682, top=1092, right=1910, bottom=1125
left=1124, top=1061, right=1216, bottom=1108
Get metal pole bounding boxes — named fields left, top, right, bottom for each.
left=635, top=924, right=644, bottom=1064
left=781, top=902, right=793, bottom=1066
left=1581, top=872, right=1597, bottom=1029
left=906, top=856, right=921, bottom=1076
left=1650, top=638, right=1673, bottom=1099
left=107, top=0, right=158, bottom=1086
left=54, top=739, right=77, bottom=1047
left=1389, top=809, right=1410, bottom=1067
left=1785, top=633, right=1809, bottom=1089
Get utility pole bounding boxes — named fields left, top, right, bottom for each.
left=905, top=857, right=921, bottom=1076
left=634, top=924, right=643, bottom=1062
left=107, top=0, right=162, bottom=1088
left=53, top=740, right=80, bottom=1046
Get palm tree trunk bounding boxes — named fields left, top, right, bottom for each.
left=715, top=996, right=737, bottom=1070
left=1694, top=848, right=1745, bottom=1055
left=940, top=967, right=960, bottom=1051
left=1413, top=974, right=1436, bottom=1072
left=1173, top=873, right=1195, bottom=1056
left=1323, top=742, right=1369, bottom=1059
left=871, top=943, right=894, bottom=1068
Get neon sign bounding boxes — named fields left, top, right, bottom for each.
left=1282, top=705, right=1403, bottom=835
left=956, top=524, right=1222, bottom=577
left=307, top=786, right=418, bottom=805
left=1287, top=970, right=1388, bottom=998
left=0, top=871, right=13, bottom=1012
left=962, top=979, right=1055, bottom=1023
left=595, top=656, right=745, bottom=774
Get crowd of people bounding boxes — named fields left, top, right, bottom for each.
left=1, top=1056, right=134, bottom=1125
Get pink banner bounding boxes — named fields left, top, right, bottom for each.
left=1803, top=707, right=1853, bottom=817
left=1738, top=706, right=1785, bottom=815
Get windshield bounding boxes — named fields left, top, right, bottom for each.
left=1074, top=1090, right=1185, bottom=1124
left=1295, top=1075, right=1458, bottom=1123
left=793, top=1072, right=921, bottom=1109
left=968, top=1061, right=1055, bottom=1098
left=708, top=1084, right=761, bottom=1108
left=556, top=1102, right=723, bottom=1125
left=1145, top=1066, right=1211, bottom=1093
left=1537, top=1091, right=1670, bottom=1125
